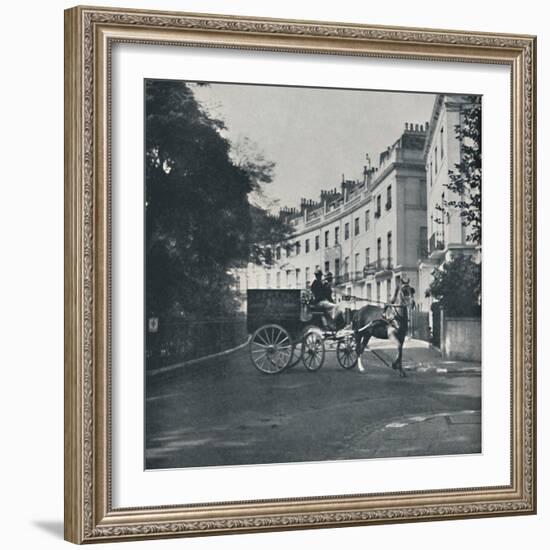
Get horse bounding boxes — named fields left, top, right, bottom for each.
left=351, top=303, right=409, bottom=377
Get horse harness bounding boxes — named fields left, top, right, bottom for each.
left=356, top=304, right=405, bottom=334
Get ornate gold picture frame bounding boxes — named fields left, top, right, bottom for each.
left=64, top=5, right=536, bottom=544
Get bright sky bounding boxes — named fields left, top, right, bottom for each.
left=192, top=82, right=436, bottom=210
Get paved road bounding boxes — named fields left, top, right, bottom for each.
left=145, top=340, right=481, bottom=469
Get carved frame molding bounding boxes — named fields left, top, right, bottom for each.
left=64, top=6, right=536, bottom=544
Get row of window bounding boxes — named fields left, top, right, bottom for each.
left=267, top=233, right=393, bottom=288
left=276, top=186, right=392, bottom=259
left=250, top=269, right=394, bottom=303
left=428, top=125, right=445, bottom=187
left=275, top=236, right=393, bottom=276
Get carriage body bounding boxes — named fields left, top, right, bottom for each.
left=246, top=289, right=358, bottom=373
left=246, top=289, right=306, bottom=341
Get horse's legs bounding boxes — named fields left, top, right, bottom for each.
left=355, top=331, right=365, bottom=372
left=356, top=331, right=371, bottom=373
left=397, top=341, right=405, bottom=377
left=388, top=329, right=406, bottom=377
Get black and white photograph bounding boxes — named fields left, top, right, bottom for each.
left=144, top=79, right=482, bottom=470
left=1, top=0, right=544, bottom=546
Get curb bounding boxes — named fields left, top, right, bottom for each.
left=402, top=362, right=481, bottom=374
left=147, top=337, right=251, bottom=377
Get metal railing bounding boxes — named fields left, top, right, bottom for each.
left=375, top=258, right=393, bottom=272
left=417, top=242, right=429, bottom=259
left=348, top=259, right=395, bottom=282
left=145, top=315, right=248, bottom=371
left=363, top=262, right=376, bottom=276
left=429, top=233, right=445, bottom=253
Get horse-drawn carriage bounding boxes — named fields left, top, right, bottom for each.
left=247, top=289, right=359, bottom=374
left=247, top=288, right=410, bottom=376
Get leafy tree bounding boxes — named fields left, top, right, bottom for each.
left=231, top=136, right=276, bottom=191
left=145, top=80, right=290, bottom=322
left=429, top=254, right=481, bottom=317
left=436, top=95, right=482, bottom=244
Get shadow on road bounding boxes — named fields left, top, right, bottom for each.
left=145, top=342, right=481, bottom=470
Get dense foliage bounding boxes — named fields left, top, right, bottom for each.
left=429, top=254, right=481, bottom=317
left=145, top=80, right=290, bottom=322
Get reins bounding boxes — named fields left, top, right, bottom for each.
left=339, top=295, right=388, bottom=306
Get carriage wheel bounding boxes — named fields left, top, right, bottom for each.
left=249, top=324, right=293, bottom=374
left=301, top=329, right=325, bottom=371
left=287, top=344, right=301, bottom=368
left=336, top=335, right=359, bottom=370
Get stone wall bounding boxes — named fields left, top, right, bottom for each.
left=441, top=314, right=481, bottom=362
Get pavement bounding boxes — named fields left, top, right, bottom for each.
left=368, top=338, right=481, bottom=375
left=146, top=337, right=481, bottom=469
left=324, top=338, right=482, bottom=460
left=336, top=409, right=481, bottom=460
left=323, top=336, right=481, bottom=375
